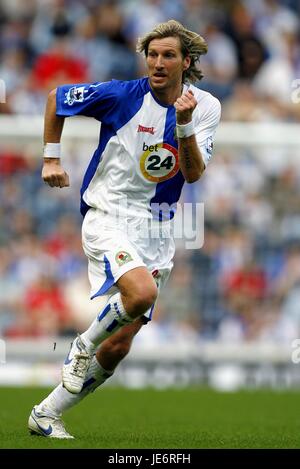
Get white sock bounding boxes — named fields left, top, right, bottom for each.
left=80, top=292, right=133, bottom=347
left=36, top=356, right=113, bottom=417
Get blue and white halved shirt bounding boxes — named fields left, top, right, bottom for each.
left=56, top=77, right=221, bottom=220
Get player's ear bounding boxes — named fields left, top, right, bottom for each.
left=183, top=55, right=191, bottom=71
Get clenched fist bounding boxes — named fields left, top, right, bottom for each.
left=174, top=89, right=197, bottom=125
left=42, top=158, right=70, bottom=188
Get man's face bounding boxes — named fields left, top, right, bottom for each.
left=146, top=36, right=191, bottom=92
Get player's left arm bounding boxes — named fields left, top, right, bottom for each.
left=175, top=89, right=206, bottom=183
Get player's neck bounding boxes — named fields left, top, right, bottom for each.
left=150, top=82, right=183, bottom=106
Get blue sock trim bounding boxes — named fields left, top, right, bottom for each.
left=106, top=319, right=119, bottom=332
left=81, top=377, right=96, bottom=392
left=114, top=302, right=122, bottom=318
left=97, top=303, right=111, bottom=322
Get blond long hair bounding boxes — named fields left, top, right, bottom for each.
left=136, top=20, right=208, bottom=83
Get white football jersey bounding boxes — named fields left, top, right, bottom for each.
left=56, top=77, right=221, bottom=220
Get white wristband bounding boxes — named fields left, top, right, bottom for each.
left=176, top=121, right=194, bottom=139
left=43, top=143, right=61, bottom=158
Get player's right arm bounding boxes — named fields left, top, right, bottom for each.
left=43, top=79, right=121, bottom=188
left=42, top=88, right=70, bottom=188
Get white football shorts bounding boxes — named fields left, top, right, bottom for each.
left=81, top=208, right=176, bottom=321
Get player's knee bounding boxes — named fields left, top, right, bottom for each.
left=127, top=283, right=158, bottom=317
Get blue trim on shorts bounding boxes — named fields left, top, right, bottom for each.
left=142, top=304, right=155, bottom=324
left=91, top=255, right=115, bottom=299
left=149, top=304, right=155, bottom=320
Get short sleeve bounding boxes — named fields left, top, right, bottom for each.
left=193, top=96, right=221, bottom=167
left=56, top=80, right=122, bottom=123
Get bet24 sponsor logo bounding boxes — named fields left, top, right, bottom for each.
left=140, top=142, right=179, bottom=183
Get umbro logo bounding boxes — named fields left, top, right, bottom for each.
left=137, top=125, right=155, bottom=135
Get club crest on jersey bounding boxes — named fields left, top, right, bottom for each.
left=137, top=125, right=155, bottom=135
left=140, top=142, right=179, bottom=183
left=115, top=251, right=133, bottom=266
left=206, top=136, right=213, bottom=155
left=65, top=86, right=86, bottom=105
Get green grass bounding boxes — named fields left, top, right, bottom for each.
left=0, top=386, right=300, bottom=448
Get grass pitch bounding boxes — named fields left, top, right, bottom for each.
left=0, top=386, right=300, bottom=448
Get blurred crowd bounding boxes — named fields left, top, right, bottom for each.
left=1, top=0, right=300, bottom=343
left=1, top=0, right=300, bottom=120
